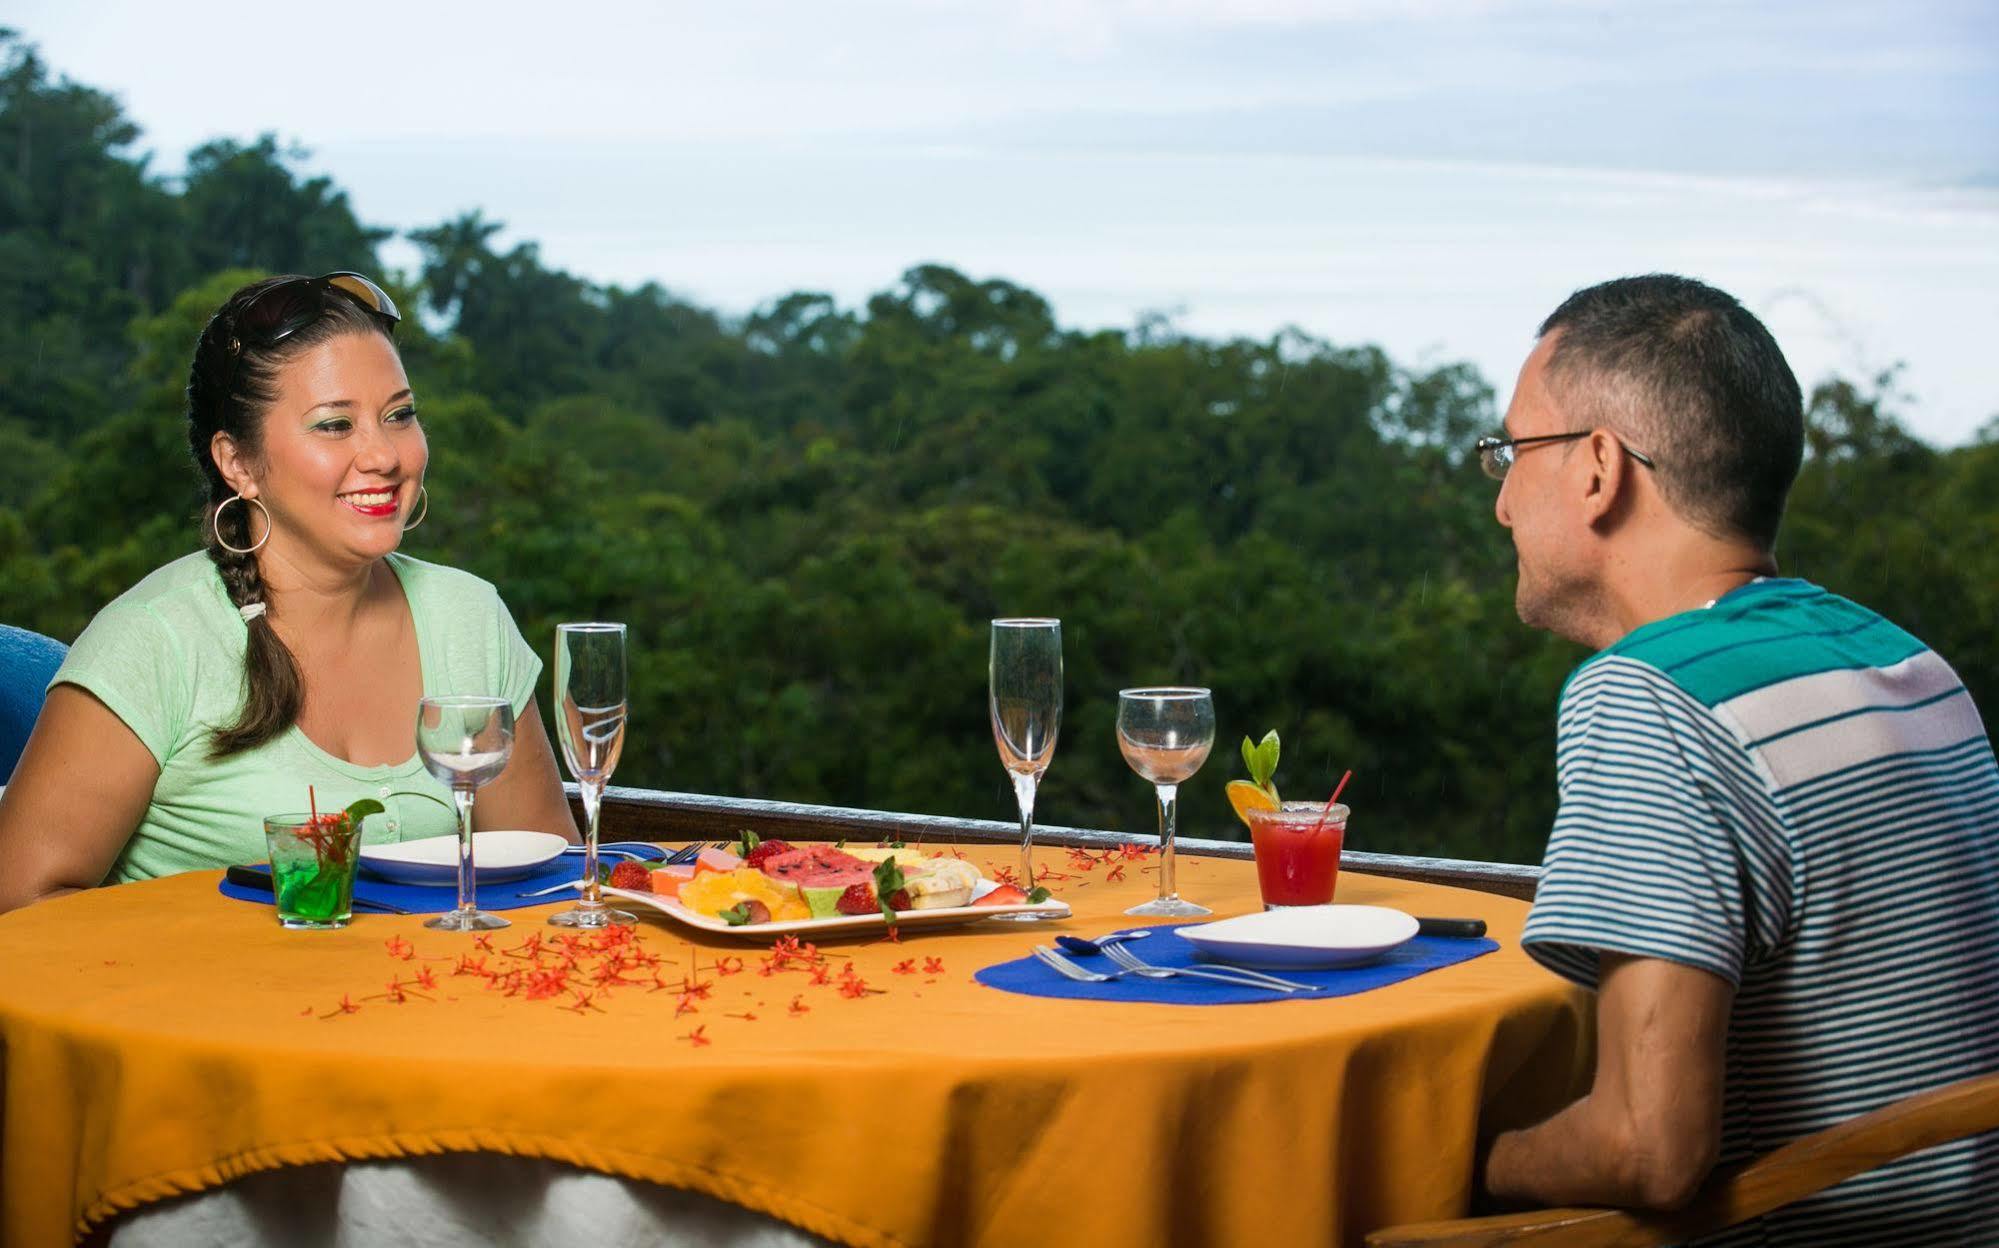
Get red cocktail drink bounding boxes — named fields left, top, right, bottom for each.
left=1246, top=801, right=1349, bottom=909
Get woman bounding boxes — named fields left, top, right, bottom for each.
left=0, top=273, right=575, bottom=913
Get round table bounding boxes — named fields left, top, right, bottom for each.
left=0, top=844, right=1590, bottom=1247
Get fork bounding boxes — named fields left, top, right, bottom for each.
left=1032, top=945, right=1124, bottom=983
left=1034, top=945, right=1296, bottom=994
left=515, top=878, right=586, bottom=899
left=561, top=846, right=650, bottom=862
left=1101, top=941, right=1312, bottom=993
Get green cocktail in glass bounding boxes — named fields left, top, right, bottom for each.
left=264, top=812, right=366, bottom=929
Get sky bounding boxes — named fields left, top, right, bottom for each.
left=13, top=0, right=1999, bottom=443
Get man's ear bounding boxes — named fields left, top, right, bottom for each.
left=210, top=431, right=258, bottom=499
left=1578, top=429, right=1629, bottom=529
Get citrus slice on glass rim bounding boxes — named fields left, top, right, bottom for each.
left=1226, top=779, right=1280, bottom=830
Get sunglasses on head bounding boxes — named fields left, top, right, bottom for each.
left=226, top=271, right=401, bottom=358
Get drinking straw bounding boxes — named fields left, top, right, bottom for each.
left=1311, top=770, right=1353, bottom=834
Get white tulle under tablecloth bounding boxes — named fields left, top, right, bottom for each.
left=102, top=1154, right=830, bottom=1248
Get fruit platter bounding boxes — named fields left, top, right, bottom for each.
left=598, top=835, right=1070, bottom=940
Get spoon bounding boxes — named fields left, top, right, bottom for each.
left=1055, top=930, right=1151, bottom=957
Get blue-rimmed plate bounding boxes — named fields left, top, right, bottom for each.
left=1178, top=905, right=1419, bottom=970
left=359, top=830, right=569, bottom=886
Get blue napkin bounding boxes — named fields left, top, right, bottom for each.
left=977, top=922, right=1499, bottom=1005
left=217, top=842, right=669, bottom=915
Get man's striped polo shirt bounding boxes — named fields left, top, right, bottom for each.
left=1522, top=577, right=1999, bottom=1245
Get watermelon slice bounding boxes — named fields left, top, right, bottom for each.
left=799, top=884, right=848, bottom=919
left=757, top=845, right=874, bottom=890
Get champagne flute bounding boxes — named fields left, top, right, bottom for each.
left=416, top=694, right=515, bottom=931
left=989, top=618, right=1062, bottom=918
left=1117, top=687, right=1215, bottom=918
left=548, top=622, right=634, bottom=929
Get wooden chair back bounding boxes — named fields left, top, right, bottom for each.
left=1365, top=1070, right=1999, bottom=1247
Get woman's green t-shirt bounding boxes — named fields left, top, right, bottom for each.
left=51, top=552, right=543, bottom=882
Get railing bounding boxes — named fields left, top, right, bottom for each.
left=576, top=785, right=1542, bottom=901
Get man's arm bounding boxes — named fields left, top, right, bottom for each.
left=1483, top=953, right=1734, bottom=1210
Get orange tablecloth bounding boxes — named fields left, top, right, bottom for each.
left=0, top=845, right=1591, bottom=1248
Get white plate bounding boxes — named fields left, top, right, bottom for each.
left=1178, top=905, right=1420, bottom=969
left=359, top=830, right=570, bottom=886
left=602, top=878, right=1071, bottom=941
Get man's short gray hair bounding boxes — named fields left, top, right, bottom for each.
left=1539, top=275, right=1804, bottom=550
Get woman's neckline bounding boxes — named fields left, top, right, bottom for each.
left=282, top=554, right=432, bottom=776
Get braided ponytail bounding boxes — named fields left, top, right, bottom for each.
left=203, top=495, right=303, bottom=757
left=188, top=277, right=391, bottom=758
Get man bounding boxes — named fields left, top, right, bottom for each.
left=1478, top=274, right=1999, bottom=1241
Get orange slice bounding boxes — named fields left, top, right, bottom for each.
left=1226, top=779, right=1279, bottom=830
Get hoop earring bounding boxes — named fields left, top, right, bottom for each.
left=403, top=485, right=429, bottom=532
left=212, top=493, right=270, bottom=555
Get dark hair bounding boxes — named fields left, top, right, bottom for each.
left=1538, top=274, right=1803, bottom=549
left=187, top=276, right=396, bottom=758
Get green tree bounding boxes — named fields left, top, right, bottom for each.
left=180, top=134, right=389, bottom=277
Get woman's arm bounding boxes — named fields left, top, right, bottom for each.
left=0, top=685, right=159, bottom=914
left=472, top=696, right=579, bottom=843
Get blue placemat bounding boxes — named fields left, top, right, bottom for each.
left=977, top=922, right=1500, bottom=1005
left=218, top=843, right=669, bottom=915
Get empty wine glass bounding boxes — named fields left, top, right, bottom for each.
left=1117, top=687, right=1215, bottom=918
left=416, top=694, right=516, bottom=931
left=548, top=622, right=634, bottom=929
left=989, top=619, right=1062, bottom=919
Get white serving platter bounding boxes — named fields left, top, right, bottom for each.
left=602, top=877, right=1071, bottom=941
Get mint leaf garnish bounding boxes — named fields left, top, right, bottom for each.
left=1027, top=886, right=1052, bottom=904
left=1242, top=730, right=1281, bottom=794
left=720, top=903, right=753, bottom=926
left=873, top=856, right=906, bottom=924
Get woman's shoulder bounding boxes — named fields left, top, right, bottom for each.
left=388, top=552, right=505, bottom=606
left=82, top=552, right=229, bottom=636
left=56, top=553, right=229, bottom=745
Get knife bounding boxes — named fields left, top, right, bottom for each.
left=226, top=865, right=413, bottom=916
left=1416, top=917, right=1487, bottom=938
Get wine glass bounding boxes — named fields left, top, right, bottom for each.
left=416, top=694, right=516, bottom=931
left=989, top=619, right=1062, bottom=918
left=548, top=622, right=634, bottom=929
left=1117, top=687, right=1215, bottom=918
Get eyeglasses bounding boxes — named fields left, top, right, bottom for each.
left=226, top=271, right=400, bottom=360
left=1475, top=431, right=1656, bottom=481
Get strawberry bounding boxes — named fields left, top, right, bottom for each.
left=743, top=839, right=796, bottom=870
left=974, top=884, right=1029, bottom=907
left=835, top=884, right=879, bottom=916
left=608, top=861, right=653, bottom=892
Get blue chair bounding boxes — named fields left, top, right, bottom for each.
left=1, top=625, right=68, bottom=781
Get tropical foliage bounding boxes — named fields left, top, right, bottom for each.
left=3, top=34, right=1992, bottom=861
